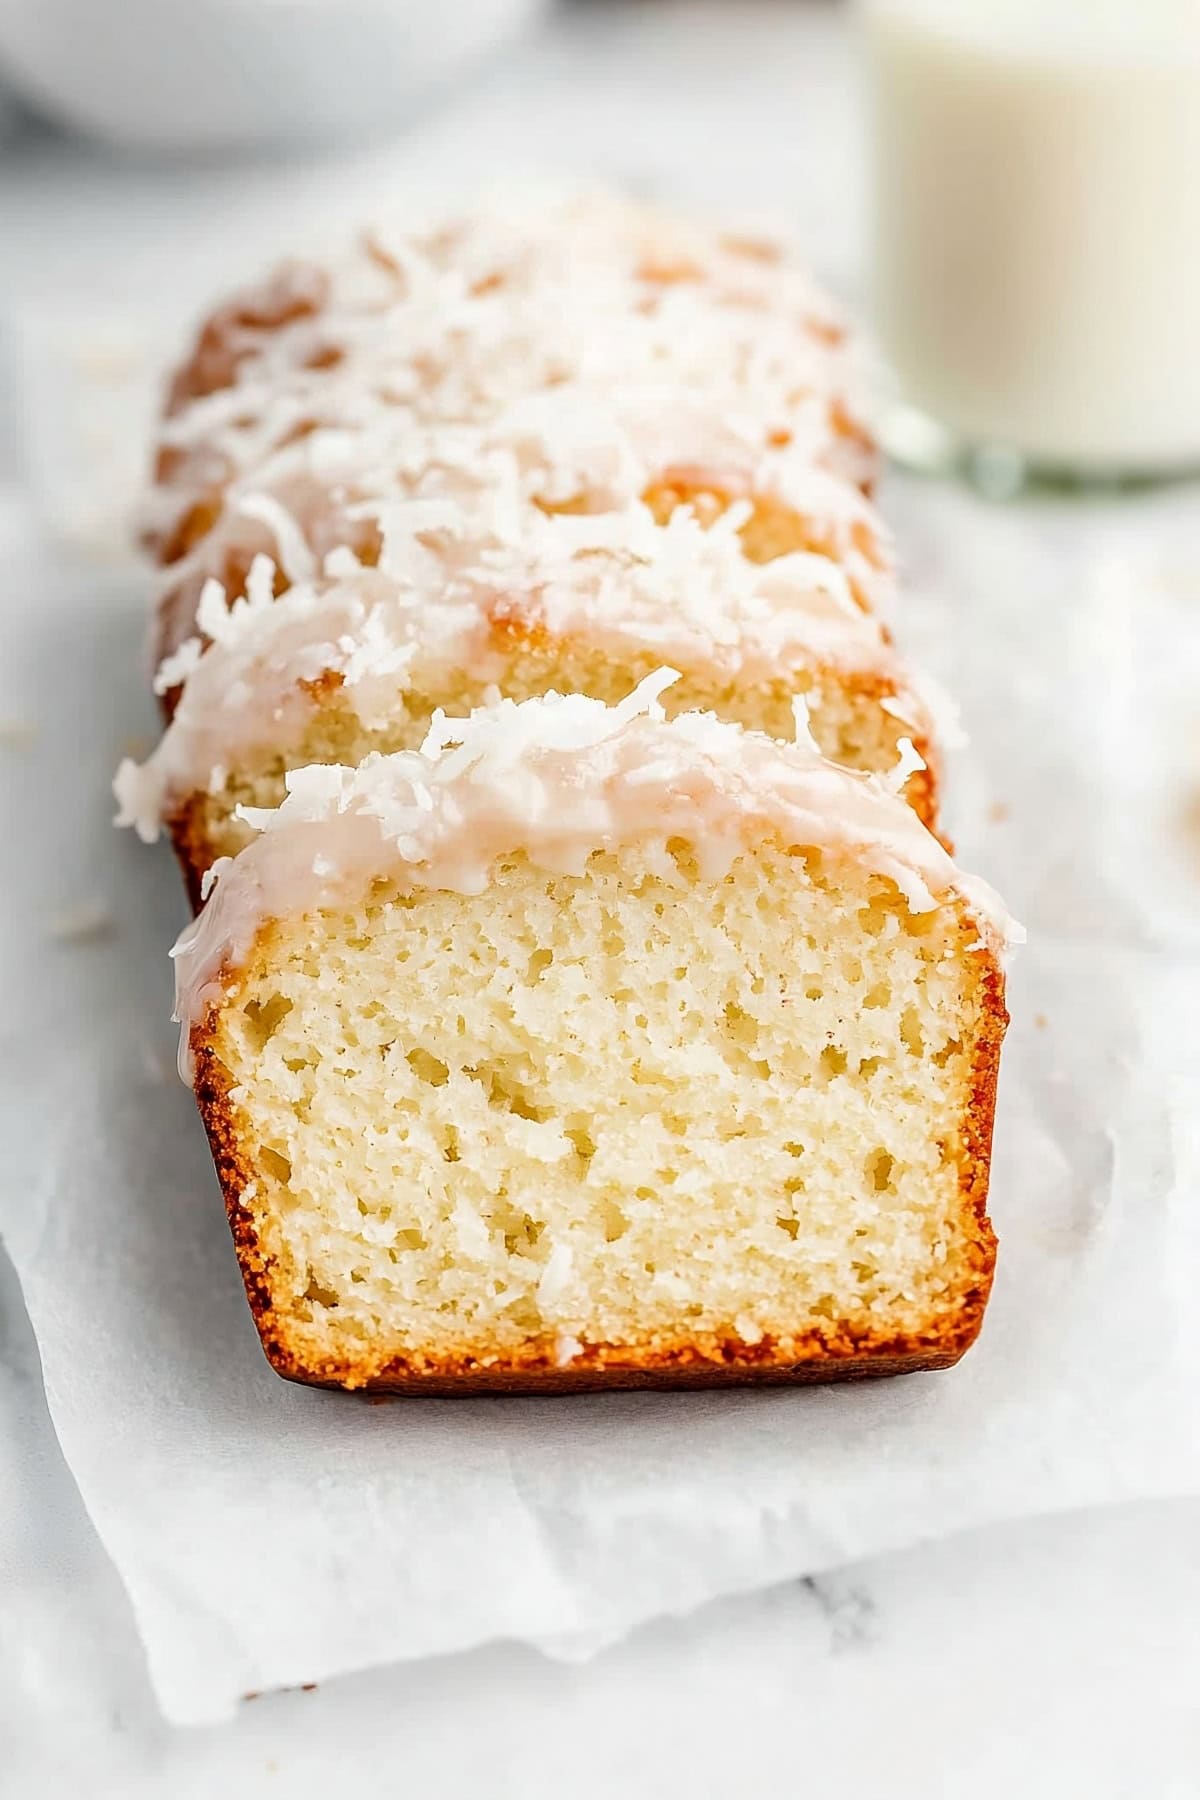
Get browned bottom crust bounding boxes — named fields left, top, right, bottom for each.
left=191, top=953, right=1004, bottom=1397
left=250, top=1290, right=991, bottom=1392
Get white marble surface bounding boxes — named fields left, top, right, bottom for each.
left=2, top=2, right=1198, bottom=1788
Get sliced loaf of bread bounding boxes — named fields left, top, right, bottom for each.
left=173, top=684, right=1013, bottom=1392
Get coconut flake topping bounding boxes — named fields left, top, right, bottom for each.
left=151, top=377, right=890, bottom=668
left=150, top=189, right=875, bottom=538
left=117, top=471, right=919, bottom=848
left=171, top=676, right=1020, bottom=1077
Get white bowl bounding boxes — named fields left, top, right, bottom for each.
left=0, top=0, right=551, bottom=150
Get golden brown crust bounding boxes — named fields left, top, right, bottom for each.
left=189, top=946, right=1004, bottom=1396
left=640, top=474, right=887, bottom=612
left=835, top=665, right=941, bottom=838
left=167, top=797, right=217, bottom=915
left=165, top=262, right=331, bottom=416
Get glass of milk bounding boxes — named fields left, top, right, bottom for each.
left=861, top=0, right=1200, bottom=486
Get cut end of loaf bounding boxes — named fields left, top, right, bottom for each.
left=192, top=840, right=1004, bottom=1393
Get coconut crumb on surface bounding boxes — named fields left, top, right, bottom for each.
left=0, top=717, right=36, bottom=750
left=47, top=900, right=117, bottom=944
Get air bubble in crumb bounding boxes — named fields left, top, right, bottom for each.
left=48, top=901, right=116, bottom=944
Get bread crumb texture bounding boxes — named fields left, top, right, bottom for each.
left=197, top=839, right=1000, bottom=1388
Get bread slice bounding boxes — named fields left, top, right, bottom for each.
left=150, top=382, right=891, bottom=680
left=173, top=683, right=1014, bottom=1393
left=147, top=189, right=875, bottom=567
left=118, top=479, right=944, bottom=903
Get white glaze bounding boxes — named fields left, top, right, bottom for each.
left=152, top=375, right=890, bottom=665
left=118, top=456, right=910, bottom=846
left=171, top=676, right=1019, bottom=1077
left=148, top=189, right=876, bottom=551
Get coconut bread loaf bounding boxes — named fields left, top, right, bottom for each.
left=121, top=190, right=1015, bottom=1393
left=174, top=683, right=1013, bottom=1392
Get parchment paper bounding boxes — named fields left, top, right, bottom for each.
left=2, top=338, right=1199, bottom=1726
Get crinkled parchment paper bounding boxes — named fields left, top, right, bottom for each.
left=1, top=322, right=1198, bottom=1725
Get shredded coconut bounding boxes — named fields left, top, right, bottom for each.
left=150, top=190, right=875, bottom=534
left=150, top=377, right=891, bottom=671
left=885, top=736, right=927, bottom=795
left=234, top=493, right=318, bottom=585
left=171, top=680, right=1019, bottom=1075
left=153, top=635, right=204, bottom=696
left=119, top=459, right=913, bottom=841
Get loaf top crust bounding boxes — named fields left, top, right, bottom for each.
left=151, top=187, right=873, bottom=505
left=149, top=364, right=892, bottom=669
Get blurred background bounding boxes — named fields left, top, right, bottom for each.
left=0, top=0, right=871, bottom=542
